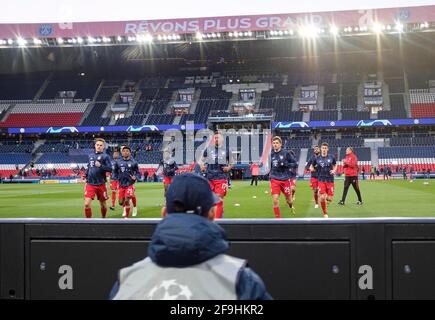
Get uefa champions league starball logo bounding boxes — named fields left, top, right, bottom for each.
left=147, top=279, right=193, bottom=300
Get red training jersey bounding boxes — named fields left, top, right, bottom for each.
left=343, top=153, right=358, bottom=177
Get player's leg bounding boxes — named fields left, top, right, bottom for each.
left=110, top=181, right=117, bottom=210
left=97, top=185, right=108, bottom=218
left=272, top=194, right=281, bottom=218
left=270, top=179, right=281, bottom=218
left=130, top=186, right=138, bottom=217
left=285, top=180, right=295, bottom=214
left=118, top=188, right=126, bottom=217
left=351, top=177, right=363, bottom=204
left=99, top=199, right=107, bottom=218
left=161, top=206, right=167, bottom=218
left=84, top=197, right=93, bottom=218
left=310, top=178, right=319, bottom=208
left=213, top=180, right=227, bottom=219
left=124, top=197, right=131, bottom=218
left=84, top=184, right=95, bottom=218
left=326, top=182, right=334, bottom=205
left=339, top=177, right=351, bottom=205
left=318, top=182, right=328, bottom=217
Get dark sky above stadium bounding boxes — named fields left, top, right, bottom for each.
left=1, top=0, right=435, bottom=23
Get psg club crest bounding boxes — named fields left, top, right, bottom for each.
left=38, top=24, right=53, bottom=36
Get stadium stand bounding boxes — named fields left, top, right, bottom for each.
left=410, top=90, right=435, bottom=118
left=0, top=102, right=89, bottom=127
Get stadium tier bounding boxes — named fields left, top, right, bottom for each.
left=0, top=103, right=89, bottom=127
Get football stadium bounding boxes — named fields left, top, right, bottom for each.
left=1, top=0, right=435, bottom=301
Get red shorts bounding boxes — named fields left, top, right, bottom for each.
left=119, top=185, right=135, bottom=200
left=270, top=179, right=292, bottom=196
left=318, top=181, right=334, bottom=197
left=110, top=180, right=119, bottom=191
left=163, top=177, right=173, bottom=185
left=310, top=177, right=319, bottom=190
left=289, top=178, right=297, bottom=189
left=209, top=179, right=228, bottom=197
left=84, top=184, right=108, bottom=201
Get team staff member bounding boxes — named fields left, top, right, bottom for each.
left=339, top=147, right=363, bottom=205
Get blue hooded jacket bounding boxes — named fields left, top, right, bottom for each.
left=110, top=214, right=272, bottom=300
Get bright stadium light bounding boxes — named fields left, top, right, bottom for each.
left=17, top=37, right=27, bottom=46
left=330, top=25, right=339, bottom=36
left=299, top=25, right=319, bottom=38
left=7, top=39, right=13, bottom=45
left=395, top=22, right=404, bottom=32
left=77, top=37, right=84, bottom=44
left=47, top=164, right=54, bottom=169
left=420, top=22, right=429, bottom=29
left=88, top=36, right=96, bottom=43
left=57, top=38, right=64, bottom=44
left=372, top=22, right=384, bottom=34
left=196, top=32, right=203, bottom=40
left=33, top=38, right=42, bottom=45
left=117, top=36, right=122, bottom=41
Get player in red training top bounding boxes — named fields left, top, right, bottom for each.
left=339, top=147, right=363, bottom=205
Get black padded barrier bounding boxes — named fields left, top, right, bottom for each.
left=1, top=218, right=435, bottom=299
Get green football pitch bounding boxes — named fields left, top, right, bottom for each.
left=0, top=179, right=434, bottom=219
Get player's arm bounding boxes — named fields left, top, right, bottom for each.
left=199, top=149, right=208, bottom=171
left=330, top=158, right=337, bottom=175
left=305, top=158, right=312, bottom=171
left=349, top=155, right=357, bottom=169
left=223, top=152, right=234, bottom=172
left=112, top=161, right=119, bottom=180
left=287, top=152, right=298, bottom=168
left=155, top=160, right=163, bottom=175
left=100, top=156, right=112, bottom=172
left=131, top=162, right=141, bottom=181
left=309, top=157, right=317, bottom=172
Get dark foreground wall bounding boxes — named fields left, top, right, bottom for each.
left=1, top=218, right=435, bottom=300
